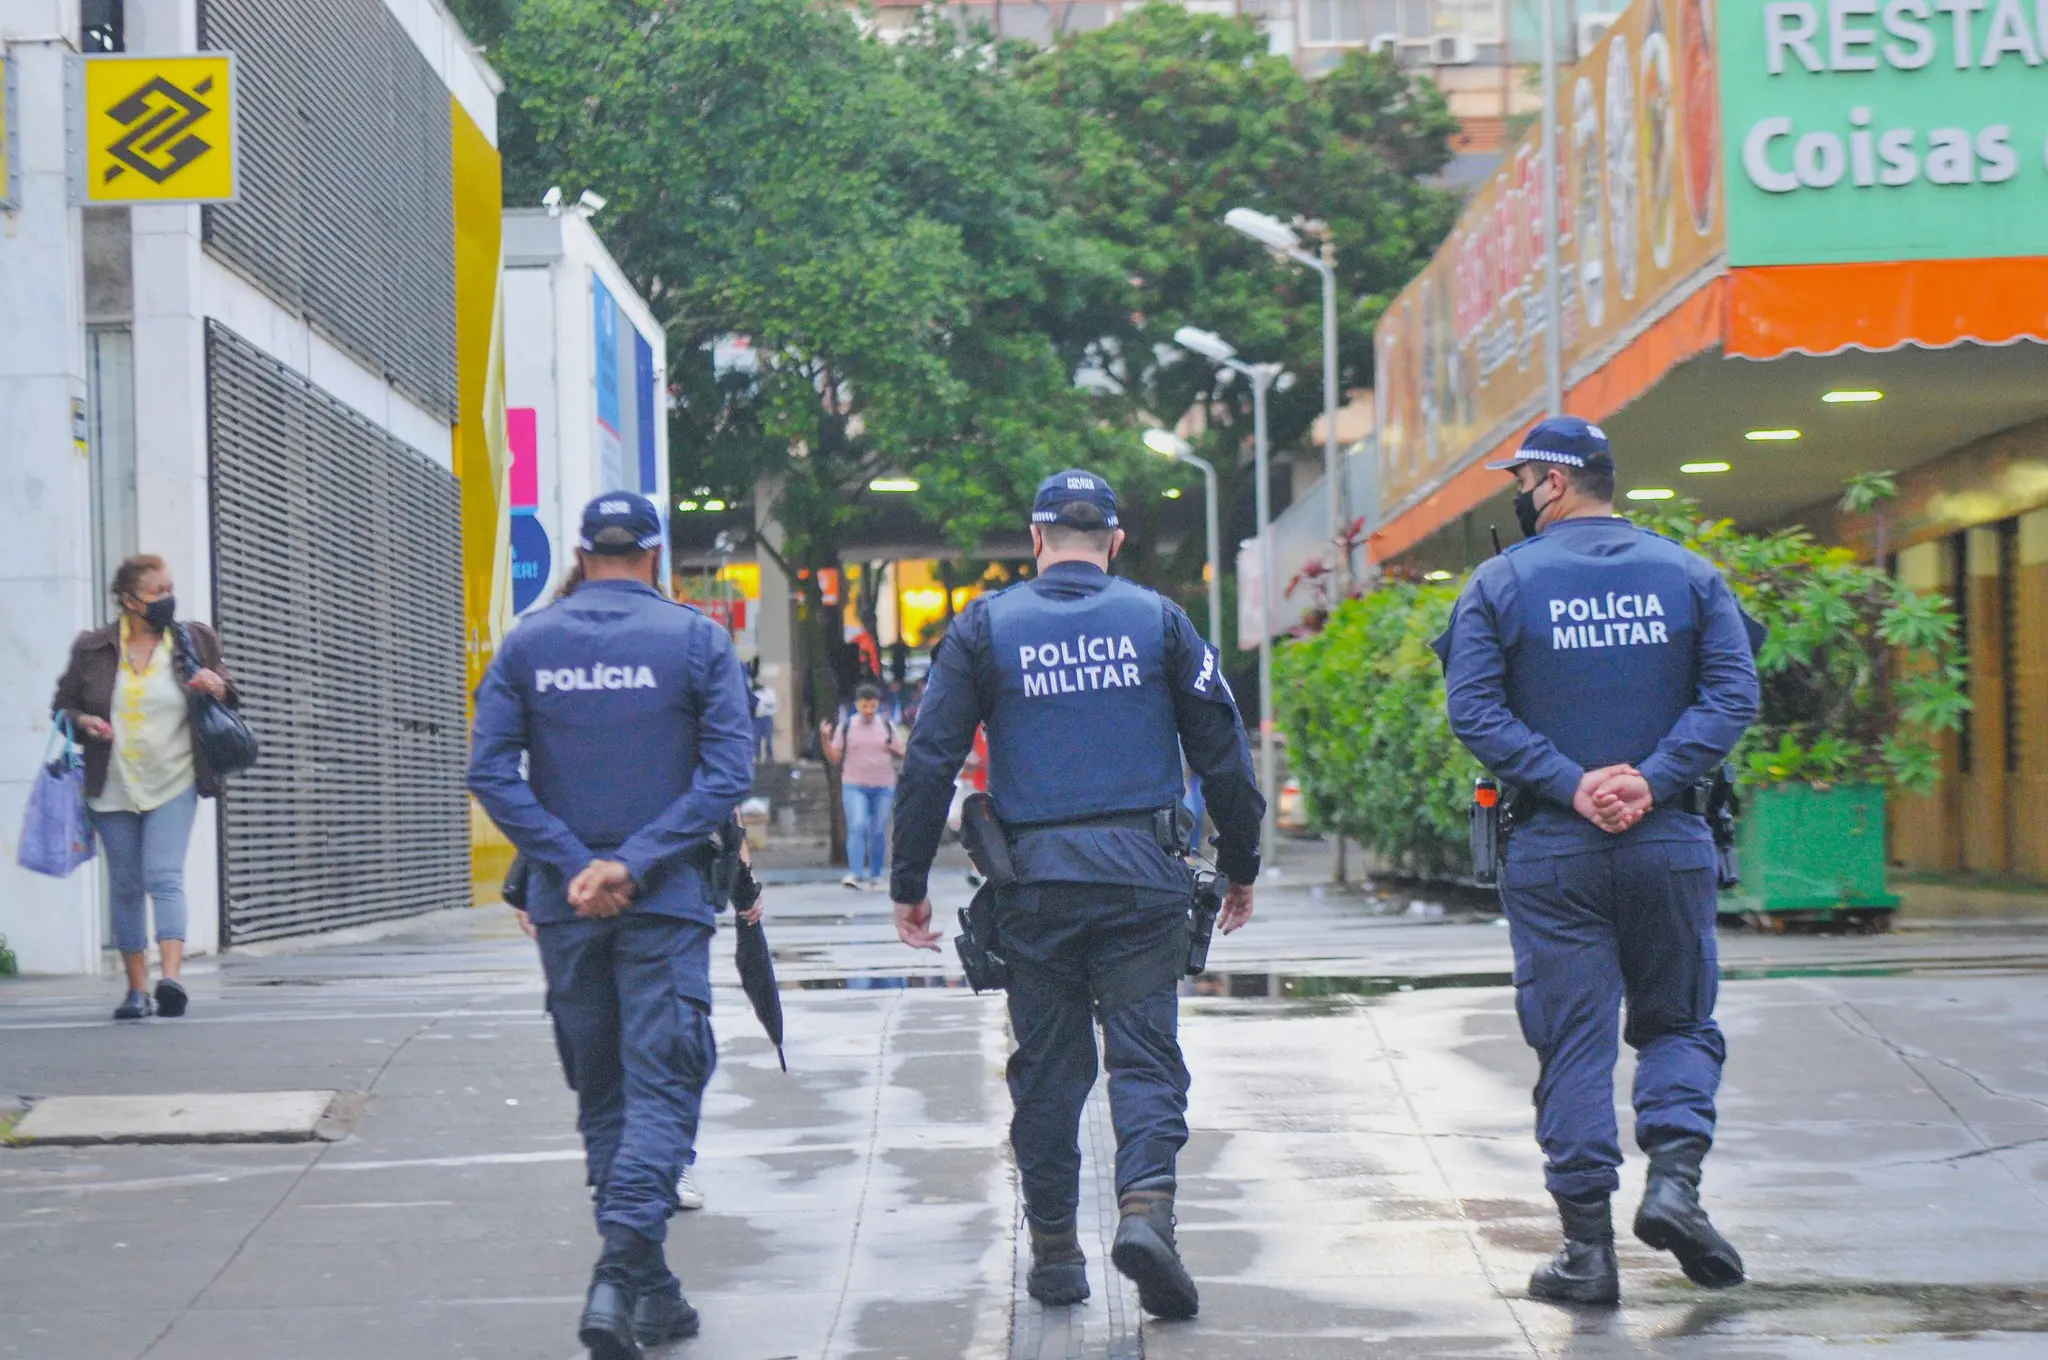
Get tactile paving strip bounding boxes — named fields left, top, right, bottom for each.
left=1010, top=1077, right=1143, bottom=1360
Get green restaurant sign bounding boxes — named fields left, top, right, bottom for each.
left=1721, top=0, right=2048, bottom=264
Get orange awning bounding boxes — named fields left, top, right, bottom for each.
left=1727, top=258, right=2048, bottom=360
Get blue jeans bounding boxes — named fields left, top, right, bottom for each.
left=842, top=783, right=894, bottom=879
left=754, top=714, right=774, bottom=761
left=92, top=785, right=200, bottom=954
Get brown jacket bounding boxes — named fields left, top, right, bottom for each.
left=51, top=621, right=239, bottom=799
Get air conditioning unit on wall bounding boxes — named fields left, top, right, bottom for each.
left=1577, top=12, right=1622, bottom=58
left=1429, top=32, right=1475, bottom=65
left=1368, top=32, right=1402, bottom=56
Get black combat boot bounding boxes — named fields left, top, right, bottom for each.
left=1109, top=1181, right=1199, bottom=1320
left=630, top=1281, right=700, bottom=1347
left=1634, top=1135, right=1745, bottom=1288
left=1528, top=1192, right=1620, bottom=1305
left=1025, top=1215, right=1090, bottom=1306
left=580, top=1227, right=651, bottom=1360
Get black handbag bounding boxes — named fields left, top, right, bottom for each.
left=174, top=624, right=260, bottom=779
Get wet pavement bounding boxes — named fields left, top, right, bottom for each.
left=3, top=845, right=2047, bottom=1357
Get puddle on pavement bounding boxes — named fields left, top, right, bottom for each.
left=1649, top=1282, right=2048, bottom=1338
left=773, top=954, right=2048, bottom=998
left=788, top=975, right=973, bottom=991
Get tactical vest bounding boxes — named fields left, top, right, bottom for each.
left=983, top=576, right=1185, bottom=827
left=1503, top=524, right=1699, bottom=773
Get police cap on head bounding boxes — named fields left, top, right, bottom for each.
left=578, top=491, right=664, bottom=554
left=1484, top=416, right=1615, bottom=473
left=1031, top=469, right=1119, bottom=529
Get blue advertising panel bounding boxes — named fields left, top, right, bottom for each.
left=635, top=330, right=657, bottom=494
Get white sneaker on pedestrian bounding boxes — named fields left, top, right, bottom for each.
left=677, top=1165, right=704, bottom=1211
left=842, top=873, right=862, bottom=890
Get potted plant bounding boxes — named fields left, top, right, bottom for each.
left=1631, top=475, right=1970, bottom=927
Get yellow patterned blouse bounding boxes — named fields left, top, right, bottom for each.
left=90, top=616, right=196, bottom=814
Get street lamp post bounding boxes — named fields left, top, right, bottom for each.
left=1173, top=325, right=1282, bottom=866
left=1224, top=208, right=1346, bottom=592
left=1142, top=428, right=1222, bottom=651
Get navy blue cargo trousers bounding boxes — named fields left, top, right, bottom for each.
left=1499, top=832, right=1725, bottom=1200
left=999, top=883, right=1191, bottom=1225
left=538, top=912, right=717, bottom=1245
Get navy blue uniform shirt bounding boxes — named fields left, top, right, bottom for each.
left=468, top=579, right=755, bottom=925
left=891, top=561, right=1263, bottom=903
left=1438, top=516, right=1759, bottom=852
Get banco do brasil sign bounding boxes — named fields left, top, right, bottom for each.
left=1722, top=1, right=2048, bottom=264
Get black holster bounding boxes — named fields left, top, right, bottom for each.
left=1186, top=871, right=1223, bottom=976
left=1705, top=763, right=1741, bottom=890
left=960, top=792, right=1018, bottom=888
left=955, top=882, right=1010, bottom=993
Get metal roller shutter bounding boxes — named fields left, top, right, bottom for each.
left=205, top=322, right=468, bottom=944
left=197, top=0, right=458, bottom=419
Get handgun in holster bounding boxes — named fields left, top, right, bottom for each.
left=705, top=818, right=746, bottom=912
left=955, top=882, right=1010, bottom=993
left=1705, top=763, right=1741, bottom=890
left=1187, top=870, right=1224, bottom=976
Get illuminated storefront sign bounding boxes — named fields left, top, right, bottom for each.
left=1721, top=0, right=2048, bottom=264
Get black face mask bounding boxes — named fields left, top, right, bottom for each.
left=141, top=596, right=177, bottom=631
left=1512, top=486, right=1545, bottom=539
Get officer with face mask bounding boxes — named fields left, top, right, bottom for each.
left=1433, top=417, right=1760, bottom=1305
left=469, top=492, right=753, bottom=1359
left=891, top=470, right=1263, bottom=1322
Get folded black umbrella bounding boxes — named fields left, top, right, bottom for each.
left=730, top=865, right=786, bottom=1071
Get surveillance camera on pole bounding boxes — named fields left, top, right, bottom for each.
left=542, top=185, right=563, bottom=217
left=577, top=190, right=607, bottom=217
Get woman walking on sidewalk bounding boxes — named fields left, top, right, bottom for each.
left=52, top=555, right=236, bottom=1020
left=821, top=683, right=903, bottom=890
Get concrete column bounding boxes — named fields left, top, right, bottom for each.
left=122, top=0, right=219, bottom=957
left=0, top=9, right=100, bottom=973
left=754, top=471, right=797, bottom=763
left=1961, top=526, right=2008, bottom=876
left=2016, top=508, right=2048, bottom=880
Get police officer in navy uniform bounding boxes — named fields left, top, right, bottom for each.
left=469, top=492, right=753, bottom=1359
left=890, top=470, right=1263, bottom=1321
left=1435, top=418, right=1760, bottom=1305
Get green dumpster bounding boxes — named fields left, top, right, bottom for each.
left=1718, top=783, right=1900, bottom=927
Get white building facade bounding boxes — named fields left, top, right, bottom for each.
left=501, top=209, right=671, bottom=615
left=0, top=0, right=498, bottom=973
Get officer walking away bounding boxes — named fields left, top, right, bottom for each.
left=890, top=470, right=1264, bottom=1321
left=469, top=492, right=754, bottom=1359
left=1435, top=418, right=1760, bottom=1305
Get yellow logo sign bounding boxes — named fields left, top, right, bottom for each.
left=81, top=55, right=237, bottom=204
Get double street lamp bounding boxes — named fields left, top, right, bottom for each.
left=1223, top=208, right=1347, bottom=591
left=1172, top=324, right=1282, bottom=865
left=1141, top=428, right=1221, bottom=652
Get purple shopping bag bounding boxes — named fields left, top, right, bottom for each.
left=18, top=717, right=95, bottom=878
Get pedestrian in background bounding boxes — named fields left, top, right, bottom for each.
left=470, top=492, right=753, bottom=1358
left=751, top=675, right=778, bottom=761
left=1437, top=418, right=1759, bottom=1305
left=891, top=470, right=1264, bottom=1322
left=820, top=683, right=901, bottom=891
left=52, top=554, right=235, bottom=1021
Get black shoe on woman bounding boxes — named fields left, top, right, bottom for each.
left=154, top=978, right=189, bottom=1018
left=114, top=990, right=153, bottom=1020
